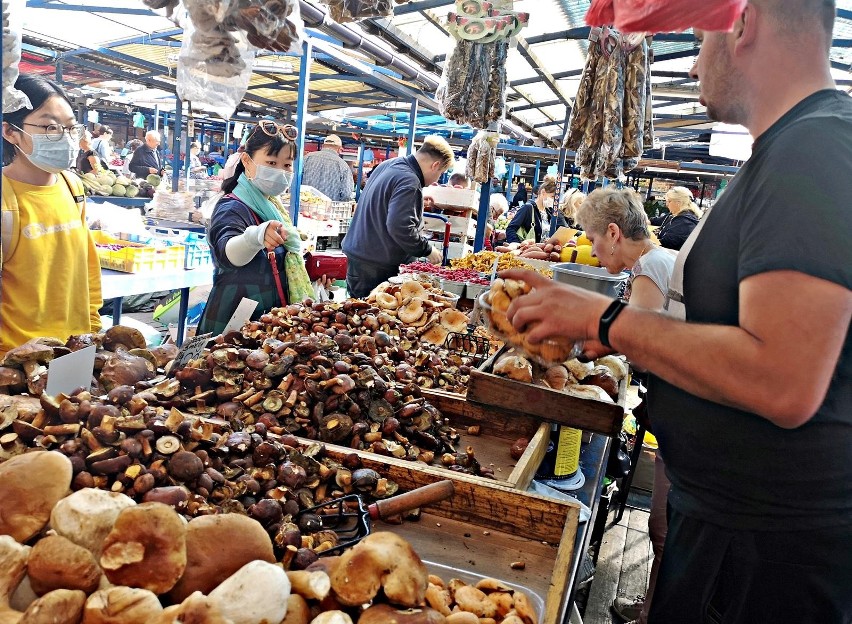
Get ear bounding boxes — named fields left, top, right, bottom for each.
left=733, top=4, right=758, bottom=52
left=2, top=121, right=20, bottom=144
left=607, top=222, right=620, bottom=242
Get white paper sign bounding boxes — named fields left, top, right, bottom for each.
left=170, top=333, right=213, bottom=374
left=222, top=298, right=259, bottom=334
left=46, top=346, right=97, bottom=396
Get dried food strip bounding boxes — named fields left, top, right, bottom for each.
left=565, top=27, right=605, bottom=150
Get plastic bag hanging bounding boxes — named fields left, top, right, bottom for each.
left=2, top=0, right=32, bottom=114
left=318, top=0, right=394, bottom=24
left=177, top=14, right=257, bottom=119
left=225, top=0, right=305, bottom=53
left=586, top=0, right=747, bottom=33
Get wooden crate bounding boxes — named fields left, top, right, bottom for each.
left=317, top=442, right=582, bottom=624
left=467, top=349, right=626, bottom=437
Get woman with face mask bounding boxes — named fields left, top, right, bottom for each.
left=198, top=121, right=313, bottom=335
left=0, top=74, right=102, bottom=357
left=505, top=175, right=567, bottom=244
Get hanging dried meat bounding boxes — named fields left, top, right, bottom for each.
left=319, top=0, right=394, bottom=23
left=565, top=28, right=653, bottom=181
left=437, top=39, right=508, bottom=129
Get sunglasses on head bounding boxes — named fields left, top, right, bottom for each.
left=253, top=120, right=298, bottom=141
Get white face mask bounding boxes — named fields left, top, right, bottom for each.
left=249, top=162, right=291, bottom=197
left=14, top=128, right=76, bottom=174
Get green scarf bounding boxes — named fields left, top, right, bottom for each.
left=232, top=172, right=285, bottom=224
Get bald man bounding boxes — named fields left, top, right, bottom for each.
left=503, top=2, right=852, bottom=622
left=128, top=130, right=164, bottom=179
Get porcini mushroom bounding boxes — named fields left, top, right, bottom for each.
left=358, top=605, right=447, bottom=624
left=102, top=326, right=146, bottom=352
left=0, top=451, right=72, bottom=543
left=82, top=587, right=163, bottom=624
left=50, top=489, right=136, bottom=559
left=19, top=588, right=86, bottom=624
left=26, top=535, right=101, bottom=596
left=208, top=561, right=290, bottom=624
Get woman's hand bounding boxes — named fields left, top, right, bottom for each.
left=263, top=220, right=289, bottom=250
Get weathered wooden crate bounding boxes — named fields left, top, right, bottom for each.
left=317, top=442, right=583, bottom=624
left=466, top=348, right=626, bottom=437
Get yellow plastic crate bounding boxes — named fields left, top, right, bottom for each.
left=92, top=231, right=184, bottom=273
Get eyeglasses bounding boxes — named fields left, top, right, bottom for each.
left=18, top=122, right=87, bottom=142
left=254, top=120, right=298, bottom=141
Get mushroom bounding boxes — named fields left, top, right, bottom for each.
left=0, top=536, right=31, bottom=621
left=309, top=613, right=352, bottom=624
left=26, top=535, right=101, bottom=596
left=169, top=514, right=276, bottom=603
left=208, top=561, right=290, bottom=624
left=0, top=451, right=73, bottom=543
left=50, top=489, right=136, bottom=558
left=421, top=325, right=449, bottom=346
left=102, top=326, right=147, bottom=352
left=358, top=605, right=447, bottom=624
left=99, top=502, right=187, bottom=594
left=492, top=355, right=533, bottom=383
left=280, top=594, right=310, bottom=624
left=376, top=293, right=399, bottom=310
left=152, top=591, right=230, bottom=624
left=286, top=570, right=330, bottom=602
left=99, top=350, right=154, bottom=392
left=1, top=342, right=54, bottom=376
left=398, top=298, right=425, bottom=325
left=82, top=587, right=163, bottom=624
left=0, top=367, right=25, bottom=393
left=581, top=365, right=620, bottom=398
left=330, top=531, right=428, bottom=608
left=595, top=355, right=628, bottom=382
left=19, top=588, right=86, bottom=624
left=438, top=308, right=468, bottom=334
left=400, top=281, right=427, bottom=299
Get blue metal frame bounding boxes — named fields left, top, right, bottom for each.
left=505, top=159, right=515, bottom=201
left=355, top=142, right=365, bottom=201
left=290, top=38, right=314, bottom=226
left=473, top=182, right=491, bottom=252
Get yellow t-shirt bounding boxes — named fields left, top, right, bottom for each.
left=1, top=173, right=102, bottom=356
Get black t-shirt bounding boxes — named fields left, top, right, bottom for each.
left=649, top=90, right=852, bottom=531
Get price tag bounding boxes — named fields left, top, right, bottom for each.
left=187, top=118, right=195, bottom=138
left=46, top=346, right=96, bottom=396
left=169, top=333, right=213, bottom=375
left=222, top=298, right=259, bottom=335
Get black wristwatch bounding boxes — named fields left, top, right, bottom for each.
left=598, top=299, right=628, bottom=349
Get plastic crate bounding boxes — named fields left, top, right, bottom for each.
left=144, top=228, right=212, bottom=270
left=92, top=231, right=184, bottom=273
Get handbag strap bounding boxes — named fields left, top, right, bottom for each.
left=230, top=193, right=287, bottom=307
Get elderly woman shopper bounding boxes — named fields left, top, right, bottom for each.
left=560, top=188, right=586, bottom=229
left=505, top=175, right=567, bottom=244
left=575, top=187, right=676, bottom=624
left=197, top=121, right=313, bottom=335
left=651, top=186, right=702, bottom=250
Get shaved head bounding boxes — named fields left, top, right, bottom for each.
left=752, top=0, right=835, bottom=48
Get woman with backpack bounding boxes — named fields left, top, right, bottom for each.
left=197, top=120, right=313, bottom=335
left=505, top=175, right=567, bottom=244
left=0, top=74, right=102, bottom=356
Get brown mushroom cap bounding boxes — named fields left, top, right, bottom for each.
left=102, top=325, right=147, bottom=352
left=151, top=592, right=231, bottom=624
left=168, top=514, right=275, bottom=603
left=1, top=342, right=54, bottom=368
left=82, top=587, right=164, bottom=624
left=20, top=588, right=86, bottom=624
left=439, top=308, right=469, bottom=334
left=100, top=502, right=187, bottom=594
left=421, top=325, right=450, bottom=346
left=0, top=366, right=25, bottom=386
left=0, top=451, right=73, bottom=543
left=359, top=605, right=447, bottom=624
left=27, top=534, right=101, bottom=596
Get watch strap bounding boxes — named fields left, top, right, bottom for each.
left=598, top=299, right=628, bottom=349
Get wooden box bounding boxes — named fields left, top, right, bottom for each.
left=467, top=349, right=626, bottom=437
left=318, top=442, right=583, bottom=624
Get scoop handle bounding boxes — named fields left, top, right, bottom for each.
left=368, top=480, right=455, bottom=521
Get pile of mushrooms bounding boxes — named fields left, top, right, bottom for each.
left=0, top=451, right=538, bottom=624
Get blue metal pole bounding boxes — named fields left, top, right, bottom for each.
left=505, top=159, right=515, bottom=201
left=385, top=145, right=391, bottom=160
left=290, top=38, right=314, bottom=226
left=406, top=99, right=418, bottom=157
left=355, top=142, right=365, bottom=201
left=551, top=146, right=568, bottom=237
left=171, top=99, right=181, bottom=192
left=533, top=159, right=540, bottom=188
left=223, top=121, right=231, bottom=160
left=473, top=181, right=491, bottom=252
left=154, top=105, right=159, bottom=132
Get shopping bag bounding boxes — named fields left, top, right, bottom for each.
left=586, top=0, right=747, bottom=33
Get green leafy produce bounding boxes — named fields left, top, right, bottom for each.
left=147, top=174, right=162, bottom=187
left=111, top=184, right=127, bottom=197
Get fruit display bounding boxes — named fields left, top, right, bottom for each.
left=80, top=172, right=145, bottom=199
left=0, top=453, right=539, bottom=623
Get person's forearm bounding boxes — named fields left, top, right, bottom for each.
left=224, top=225, right=265, bottom=267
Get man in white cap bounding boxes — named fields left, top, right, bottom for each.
left=301, top=134, right=354, bottom=201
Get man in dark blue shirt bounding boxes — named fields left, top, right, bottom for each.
left=342, top=136, right=454, bottom=297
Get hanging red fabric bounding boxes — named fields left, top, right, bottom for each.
left=586, top=0, right=747, bottom=33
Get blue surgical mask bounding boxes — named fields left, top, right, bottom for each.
left=15, top=129, right=76, bottom=174
left=249, top=160, right=291, bottom=197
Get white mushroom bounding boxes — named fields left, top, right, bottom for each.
left=209, top=561, right=290, bottom=624
left=50, top=489, right=136, bottom=558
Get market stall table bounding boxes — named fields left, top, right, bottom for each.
left=100, top=266, right=214, bottom=346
